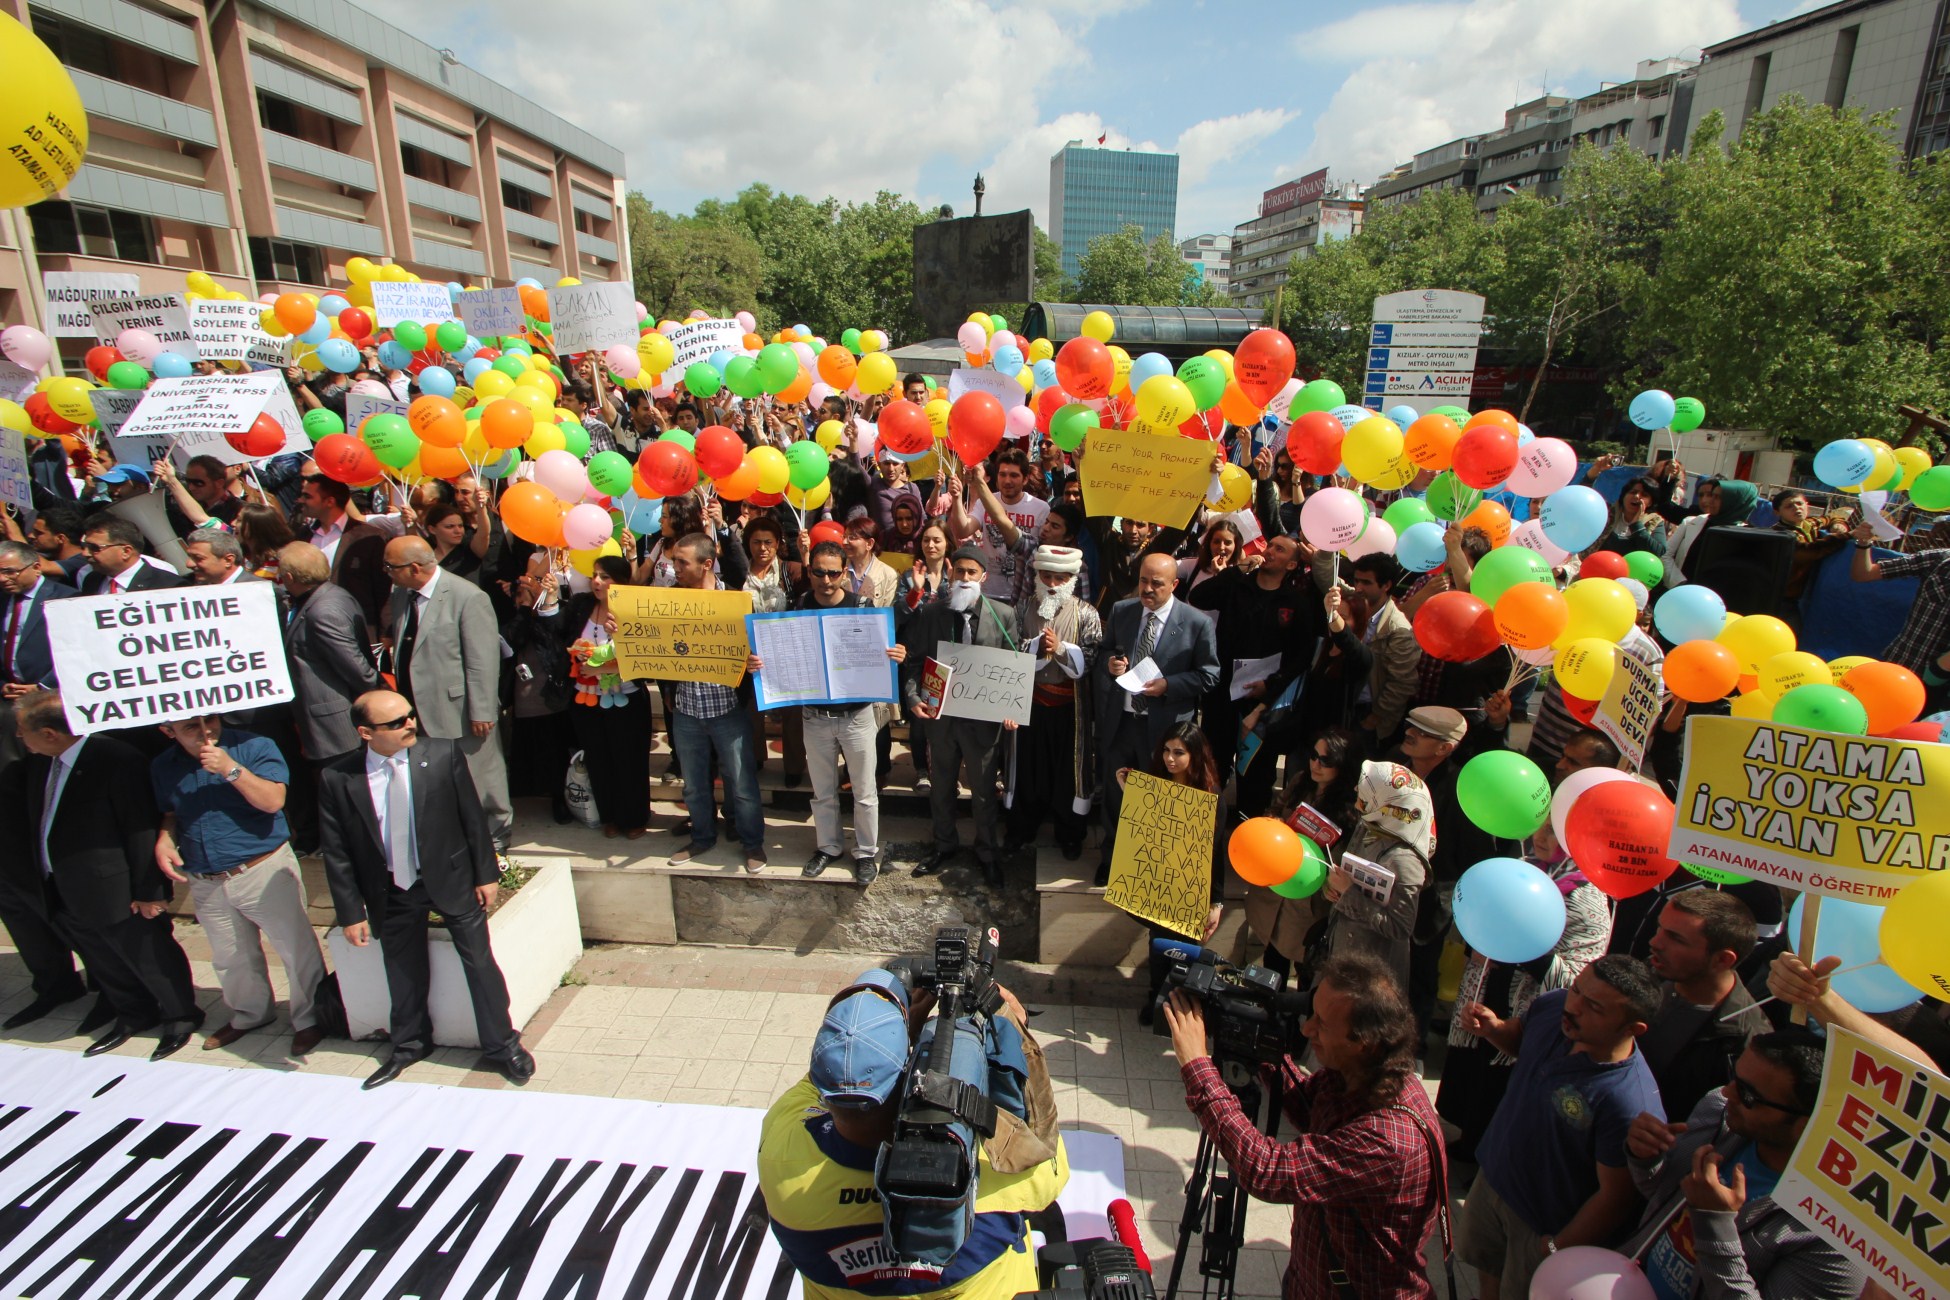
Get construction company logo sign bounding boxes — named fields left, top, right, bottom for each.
left=825, top=1232, right=945, bottom=1287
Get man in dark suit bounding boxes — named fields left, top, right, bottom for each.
left=316, top=690, right=534, bottom=1089
left=11, top=690, right=202, bottom=1057
left=1093, top=551, right=1221, bottom=883
left=77, top=515, right=186, bottom=596
left=300, top=475, right=390, bottom=632
left=279, top=541, right=382, bottom=765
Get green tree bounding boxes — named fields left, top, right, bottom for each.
left=1072, top=225, right=1226, bottom=307
left=626, top=192, right=764, bottom=324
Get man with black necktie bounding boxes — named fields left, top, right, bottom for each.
left=316, top=690, right=533, bottom=1089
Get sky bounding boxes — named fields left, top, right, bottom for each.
left=389, top=0, right=1817, bottom=242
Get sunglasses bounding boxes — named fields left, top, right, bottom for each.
left=810, top=568, right=846, bottom=579
left=81, top=541, right=128, bottom=554
left=368, top=710, right=417, bottom=731
left=1727, top=1061, right=1811, bottom=1116
left=1309, top=752, right=1337, bottom=765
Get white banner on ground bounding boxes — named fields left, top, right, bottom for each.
left=947, top=367, right=1028, bottom=411
left=115, top=371, right=309, bottom=466
left=42, top=271, right=139, bottom=338
left=666, top=318, right=743, bottom=370
left=458, top=286, right=525, bottom=338
left=370, top=281, right=455, bottom=328
left=546, top=281, right=637, bottom=353
left=0, top=1044, right=1126, bottom=1300
left=0, top=427, right=32, bottom=515
left=89, top=294, right=199, bottom=359
left=46, top=581, right=293, bottom=732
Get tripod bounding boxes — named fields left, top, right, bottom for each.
left=1162, top=1061, right=1281, bottom=1300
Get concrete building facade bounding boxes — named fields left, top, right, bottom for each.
left=1227, top=171, right=1364, bottom=309
left=1048, top=142, right=1179, bottom=280
left=1178, top=233, right=1230, bottom=292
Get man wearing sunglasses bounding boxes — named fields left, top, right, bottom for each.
left=1622, top=1029, right=1858, bottom=1298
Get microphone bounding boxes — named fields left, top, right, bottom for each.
left=1107, top=1199, right=1150, bottom=1271
left=1149, top=936, right=1218, bottom=966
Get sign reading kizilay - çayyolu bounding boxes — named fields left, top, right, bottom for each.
left=1080, top=429, right=1214, bottom=529
left=1103, top=771, right=1219, bottom=939
left=1667, top=716, right=1950, bottom=901
left=46, top=583, right=293, bottom=734
left=609, top=586, right=753, bottom=685
left=1773, top=1029, right=1949, bottom=1300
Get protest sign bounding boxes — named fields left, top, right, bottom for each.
left=1595, top=646, right=1661, bottom=769
left=0, top=427, right=32, bottom=516
left=245, top=328, right=296, bottom=370
left=1667, top=715, right=1950, bottom=900
left=932, top=640, right=1035, bottom=726
left=545, top=281, right=636, bottom=352
left=41, top=270, right=138, bottom=337
left=89, top=294, right=199, bottom=359
left=457, top=285, right=524, bottom=338
left=0, top=357, right=36, bottom=403
left=1080, top=428, right=1214, bottom=528
left=609, top=585, right=752, bottom=685
left=88, top=387, right=157, bottom=463
left=116, top=372, right=310, bottom=466
left=189, top=297, right=269, bottom=362
left=46, top=583, right=293, bottom=734
left=747, top=608, right=898, bottom=710
left=1103, top=772, right=1219, bottom=938
left=369, top=280, right=454, bottom=328
left=346, top=390, right=409, bottom=435
left=667, top=318, right=744, bottom=370
left=1773, top=1029, right=1949, bottom=1300
left=947, top=367, right=1028, bottom=410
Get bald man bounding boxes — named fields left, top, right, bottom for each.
left=382, top=536, right=511, bottom=849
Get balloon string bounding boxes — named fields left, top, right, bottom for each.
left=1733, top=959, right=1881, bottom=1020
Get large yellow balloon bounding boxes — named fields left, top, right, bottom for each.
left=815, top=419, right=846, bottom=451
left=1108, top=345, right=1132, bottom=395
left=747, top=445, right=790, bottom=494
left=0, top=14, right=88, bottom=209
left=1212, top=463, right=1252, bottom=513
left=638, top=333, right=675, bottom=374
left=1880, top=873, right=1950, bottom=1002
left=0, top=400, right=27, bottom=433
left=1857, top=439, right=1898, bottom=491
left=856, top=352, right=897, bottom=395
left=1555, top=638, right=1618, bottom=699
left=473, top=370, right=515, bottom=400
left=1081, top=310, right=1115, bottom=343
left=1027, top=338, right=1054, bottom=363
left=1758, top=650, right=1828, bottom=698
left=44, top=376, right=97, bottom=424
left=1559, top=578, right=1637, bottom=645
left=924, top=398, right=951, bottom=439
left=785, top=479, right=832, bottom=510
left=1717, top=614, right=1796, bottom=676
left=1894, top=446, right=1933, bottom=485
left=569, top=538, right=623, bottom=577
left=1342, top=416, right=1406, bottom=484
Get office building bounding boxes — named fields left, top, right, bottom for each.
left=1366, top=135, right=1487, bottom=210
left=0, top=0, right=630, bottom=355
left=1048, top=141, right=1178, bottom=280
left=1178, top=233, right=1230, bottom=291
left=1228, top=171, right=1364, bottom=308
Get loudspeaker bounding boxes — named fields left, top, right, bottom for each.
left=107, top=491, right=192, bottom=574
left=1690, top=526, right=1794, bottom=617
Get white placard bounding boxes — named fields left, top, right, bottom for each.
left=189, top=297, right=267, bottom=362
left=346, top=390, right=409, bottom=435
left=89, top=294, right=199, bottom=359
left=0, top=427, right=32, bottom=515
left=665, top=317, right=744, bottom=370
left=933, top=639, right=1035, bottom=725
left=457, top=285, right=524, bottom=338
left=47, top=582, right=294, bottom=732
left=41, top=270, right=139, bottom=338
left=545, top=281, right=638, bottom=353
left=0, top=357, right=37, bottom=403
left=115, top=371, right=310, bottom=466
left=369, top=280, right=456, bottom=328
left=947, top=367, right=1028, bottom=410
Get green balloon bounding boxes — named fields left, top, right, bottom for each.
left=1050, top=403, right=1100, bottom=453
left=1426, top=470, right=1482, bottom=522
left=1771, top=683, right=1868, bottom=734
left=1383, top=497, right=1437, bottom=533
left=755, top=343, right=800, bottom=393
left=393, top=321, right=428, bottom=352
left=559, top=421, right=590, bottom=459
left=1469, top=545, right=1553, bottom=607
left=840, top=327, right=863, bottom=355
left=988, top=314, right=1008, bottom=333
left=1625, top=551, right=1665, bottom=586
left=503, top=341, right=533, bottom=356
left=1909, top=465, right=1950, bottom=511
left=1456, top=751, right=1552, bottom=839
left=1270, top=849, right=1329, bottom=899
left=1292, top=379, right=1345, bottom=415
left=1684, top=862, right=1749, bottom=885
left=588, top=450, right=634, bottom=496
left=723, top=355, right=765, bottom=399
left=785, top=439, right=828, bottom=490
left=658, top=429, right=696, bottom=452
left=302, top=408, right=344, bottom=442
left=361, top=413, right=419, bottom=469
left=1176, top=356, right=1227, bottom=412
left=434, top=319, right=467, bottom=352
left=1430, top=404, right=1471, bottom=426
left=492, top=354, right=526, bottom=379
left=1671, top=397, right=1706, bottom=433
left=105, top=361, right=149, bottom=390
left=683, top=361, right=722, bottom=397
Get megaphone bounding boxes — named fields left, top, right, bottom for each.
left=107, top=490, right=192, bottom=574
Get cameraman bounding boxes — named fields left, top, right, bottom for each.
left=758, top=969, right=1069, bottom=1299
left=1164, top=953, right=1449, bottom=1299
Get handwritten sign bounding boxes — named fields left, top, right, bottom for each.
left=457, top=286, right=524, bottom=339
left=88, top=388, right=157, bottom=465
left=369, top=281, right=455, bottom=329
left=1594, top=646, right=1661, bottom=770
left=947, top=367, right=1027, bottom=411
left=609, top=585, right=752, bottom=685
left=116, top=372, right=309, bottom=466
left=1667, top=716, right=1950, bottom=901
left=545, top=281, right=636, bottom=353
left=0, top=428, right=32, bottom=515
left=932, top=640, right=1035, bottom=726
left=666, top=318, right=744, bottom=370
left=46, top=583, right=294, bottom=734
left=0, top=358, right=36, bottom=403
left=89, top=294, right=198, bottom=360
left=1104, top=772, right=1218, bottom=938
left=42, top=271, right=138, bottom=338
left=346, top=391, right=409, bottom=436
left=1773, top=1029, right=1949, bottom=1300
left=189, top=298, right=269, bottom=362
left=1080, top=429, right=1213, bottom=529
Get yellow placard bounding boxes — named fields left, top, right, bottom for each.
left=1080, top=429, right=1214, bottom=529
left=609, top=585, right=752, bottom=685
left=1666, top=715, right=1950, bottom=902
left=1594, top=646, right=1661, bottom=769
left=1103, top=772, right=1218, bottom=939
left=1774, top=1029, right=1949, bottom=1299
left=881, top=550, right=914, bottom=575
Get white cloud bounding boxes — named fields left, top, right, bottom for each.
left=1284, top=0, right=1746, bottom=184
left=1175, top=108, right=1300, bottom=186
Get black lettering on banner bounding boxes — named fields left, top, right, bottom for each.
left=303, top=1146, right=475, bottom=1300
left=0, top=1119, right=196, bottom=1292
left=623, top=1167, right=703, bottom=1300
left=198, top=1140, right=373, bottom=1300
left=0, top=1118, right=141, bottom=1260
left=111, top=1133, right=319, bottom=1298
left=388, top=1151, right=523, bottom=1300
left=0, top=1106, right=80, bottom=1175
left=544, top=1163, right=668, bottom=1300
left=670, top=1172, right=770, bottom=1300
left=462, top=1156, right=602, bottom=1299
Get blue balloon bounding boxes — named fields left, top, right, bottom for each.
left=1385, top=404, right=1418, bottom=430
left=516, top=277, right=543, bottom=290
left=453, top=335, right=483, bottom=361
left=1786, top=895, right=1924, bottom=1013
left=1454, top=857, right=1567, bottom=963
left=1814, top=439, right=1876, bottom=489
left=446, top=281, right=466, bottom=302
left=417, top=365, right=456, bottom=398
left=297, top=315, right=332, bottom=346
left=1652, top=584, right=1726, bottom=644
left=1329, top=404, right=1372, bottom=431
left=152, top=351, right=192, bottom=379
left=991, top=344, right=1024, bottom=377
left=881, top=445, right=931, bottom=462
left=1629, top=388, right=1677, bottom=431
left=317, top=294, right=350, bottom=317
left=1128, top=352, right=1172, bottom=391
left=481, top=450, right=520, bottom=479
left=1031, top=359, right=1058, bottom=390
left=707, top=349, right=735, bottom=372
left=1396, top=521, right=1449, bottom=573
left=316, top=338, right=360, bottom=374
left=1539, top=484, right=1608, bottom=552
left=616, top=489, right=663, bottom=534
left=463, top=357, right=493, bottom=384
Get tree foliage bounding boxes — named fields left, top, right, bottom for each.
left=1069, top=224, right=1228, bottom=308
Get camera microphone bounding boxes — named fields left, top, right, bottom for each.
left=1149, top=936, right=1219, bottom=966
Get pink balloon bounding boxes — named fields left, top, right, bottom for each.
left=633, top=301, right=649, bottom=322
left=990, top=329, right=1015, bottom=352
left=1516, top=642, right=1558, bottom=667
left=562, top=502, right=612, bottom=551
left=604, top=345, right=641, bottom=379
left=1529, top=1246, right=1656, bottom=1300
left=807, top=382, right=835, bottom=406
left=1342, top=518, right=1396, bottom=560
left=956, top=322, right=987, bottom=352
left=1505, top=436, right=1578, bottom=497
left=1299, top=487, right=1368, bottom=551
left=734, top=311, right=756, bottom=333
left=258, top=292, right=279, bottom=305
left=350, top=379, right=391, bottom=398
left=1006, top=405, right=1037, bottom=439
left=0, top=325, right=52, bottom=372
left=791, top=341, right=817, bottom=370
left=535, top=449, right=589, bottom=502
left=1550, top=767, right=1637, bottom=849
left=1509, top=518, right=1571, bottom=565
left=116, top=328, right=162, bottom=366
left=651, top=379, right=676, bottom=399
left=1266, top=378, right=1303, bottom=420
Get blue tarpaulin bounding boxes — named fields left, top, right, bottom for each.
left=1795, top=543, right=1922, bottom=660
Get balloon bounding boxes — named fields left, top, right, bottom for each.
left=1538, top=485, right=1607, bottom=553
left=809, top=520, right=847, bottom=547
left=1880, top=874, right=1950, bottom=1008
left=313, top=433, right=379, bottom=484
left=1453, top=858, right=1567, bottom=964
left=1717, top=614, right=1795, bottom=676
left=405, top=395, right=463, bottom=449
left=1566, top=781, right=1679, bottom=900
left=1652, top=585, right=1724, bottom=646
left=1342, top=416, right=1406, bottom=484
left=1908, top=465, right=1950, bottom=511
left=1398, top=413, right=1457, bottom=472
left=1050, top=403, right=1099, bottom=453
left=785, top=440, right=828, bottom=491
left=0, top=15, right=87, bottom=208
left=1299, top=487, right=1367, bottom=550
left=747, top=445, right=790, bottom=494
left=0, top=324, right=52, bottom=373
left=638, top=441, right=699, bottom=497
left=1452, top=426, right=1518, bottom=489
left=1396, top=521, right=1449, bottom=573
left=816, top=345, right=857, bottom=389
left=1550, top=766, right=1636, bottom=848
left=876, top=399, right=933, bottom=456
left=1228, top=818, right=1305, bottom=887
left=656, top=428, right=696, bottom=454
left=499, top=482, right=563, bottom=545
left=682, top=361, right=722, bottom=397
left=116, top=329, right=162, bottom=366
left=1555, top=638, right=1618, bottom=698
left=1056, top=336, right=1114, bottom=399
left=1211, top=463, right=1252, bottom=514
left=1425, top=470, right=1481, bottom=523
left=1457, top=751, right=1552, bottom=839
left=1134, top=375, right=1195, bottom=430
left=1788, top=895, right=1924, bottom=1013
left=1758, top=650, right=1829, bottom=700
left=1291, top=379, right=1344, bottom=415
left=1232, top=329, right=1295, bottom=406
left=1383, top=497, right=1437, bottom=534
left=1080, top=310, right=1116, bottom=343
left=1530, top=1245, right=1656, bottom=1300
left=1663, top=640, right=1740, bottom=703
left=1494, top=582, right=1570, bottom=650
left=225, top=412, right=287, bottom=458
left=301, top=408, right=343, bottom=442
left=102, top=360, right=147, bottom=390
left=1814, top=438, right=1877, bottom=489
left=720, top=355, right=762, bottom=399
left=1840, top=661, right=1926, bottom=733
left=1269, top=840, right=1330, bottom=899
left=587, top=450, right=634, bottom=497
left=1469, top=544, right=1552, bottom=607
left=1504, top=437, right=1578, bottom=497
left=948, top=392, right=1006, bottom=464
left=1342, top=519, right=1396, bottom=561
left=856, top=352, right=898, bottom=395
left=1771, top=683, right=1869, bottom=734
left=1414, top=592, right=1500, bottom=662
left=1628, top=389, right=1677, bottom=430
left=360, top=413, right=419, bottom=469
left=693, top=425, right=745, bottom=480
left=1561, top=577, right=1637, bottom=644
left=1670, top=397, right=1706, bottom=433
left=1176, top=356, right=1226, bottom=411
left=480, top=398, right=533, bottom=449
left=1460, top=499, right=1512, bottom=548
left=561, top=502, right=612, bottom=551
left=1286, top=411, right=1345, bottom=474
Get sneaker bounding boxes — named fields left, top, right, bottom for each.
left=671, top=845, right=710, bottom=866
left=852, top=853, right=880, bottom=885
left=744, top=854, right=767, bottom=875
left=803, top=851, right=838, bottom=878
left=913, top=776, right=931, bottom=795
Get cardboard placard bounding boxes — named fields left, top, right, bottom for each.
left=345, top=391, right=409, bottom=436
left=89, top=294, right=199, bottom=360
left=665, top=318, right=744, bottom=371
left=457, top=286, right=524, bottom=339
left=1594, top=645, right=1662, bottom=770
left=1080, top=429, right=1214, bottom=529
left=189, top=298, right=271, bottom=362
left=0, top=428, right=33, bottom=516
left=931, top=640, right=1035, bottom=726
left=608, top=585, right=752, bottom=685
left=946, top=367, right=1028, bottom=411
left=369, top=281, right=456, bottom=329
left=1103, top=771, right=1218, bottom=939
left=544, top=281, right=637, bottom=353
left=89, top=388, right=160, bottom=465
left=115, top=372, right=309, bottom=466
left=41, top=271, right=139, bottom=338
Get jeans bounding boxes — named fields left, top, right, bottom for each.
left=805, top=706, right=879, bottom=856
left=674, top=708, right=766, bottom=854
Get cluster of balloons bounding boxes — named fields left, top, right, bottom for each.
left=1624, top=388, right=1705, bottom=433
left=629, top=309, right=896, bottom=414
left=1813, top=434, right=1947, bottom=508
left=1226, top=818, right=1332, bottom=901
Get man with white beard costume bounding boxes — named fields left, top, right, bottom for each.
left=1004, top=545, right=1103, bottom=861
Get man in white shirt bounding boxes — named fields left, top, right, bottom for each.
left=78, top=518, right=185, bottom=596
left=952, top=447, right=1049, bottom=602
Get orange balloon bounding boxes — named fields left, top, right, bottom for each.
left=1493, top=582, right=1569, bottom=650
left=273, top=293, right=316, bottom=335
left=1464, top=409, right=1520, bottom=436
left=1736, top=673, right=1760, bottom=694
left=817, top=345, right=858, bottom=389
left=776, top=364, right=813, bottom=405
left=480, top=398, right=533, bottom=449
left=1842, top=661, right=1927, bottom=733
left=1218, top=381, right=1262, bottom=427
left=518, top=286, right=549, bottom=322
left=1227, top=817, right=1304, bottom=887
left=418, top=443, right=469, bottom=478
left=712, top=457, right=761, bottom=501
left=1461, top=499, right=1512, bottom=548
left=408, top=395, right=466, bottom=448
left=499, top=482, right=560, bottom=544
left=1666, top=640, right=1742, bottom=704
left=1405, top=413, right=1460, bottom=471
left=742, top=332, right=764, bottom=351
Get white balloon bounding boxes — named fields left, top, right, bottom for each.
left=1529, top=1245, right=1656, bottom=1300
left=1506, top=437, right=1579, bottom=497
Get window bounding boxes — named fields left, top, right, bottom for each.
left=248, top=236, right=322, bottom=285
left=1650, top=115, right=1665, bottom=139
left=30, top=201, right=156, bottom=263
left=401, top=144, right=448, bottom=184
left=573, top=209, right=603, bottom=235
left=27, top=11, right=117, bottom=77
left=502, top=182, right=536, bottom=214
left=258, top=92, right=300, bottom=137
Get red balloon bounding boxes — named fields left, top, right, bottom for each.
left=1452, top=426, right=1519, bottom=490
left=1179, top=409, right=1222, bottom=440
left=748, top=490, right=785, bottom=508
left=337, top=307, right=371, bottom=340
left=1579, top=551, right=1629, bottom=580
left=313, top=433, right=379, bottom=484
left=878, top=399, right=934, bottom=455
left=23, top=393, right=78, bottom=435
left=1878, top=722, right=1943, bottom=742
left=1233, top=328, right=1296, bottom=407
left=810, top=520, right=847, bottom=547
left=225, top=412, right=286, bottom=458
left=1564, top=692, right=1600, bottom=725
left=1565, top=781, right=1680, bottom=899
left=694, top=424, right=744, bottom=479
left=1413, top=591, right=1500, bottom=662
left=84, top=346, right=123, bottom=380
left=1055, top=337, right=1113, bottom=400
left=1035, top=384, right=1068, bottom=434
left=1286, top=411, right=1344, bottom=474
left=948, top=391, right=1005, bottom=464
left=639, top=441, right=699, bottom=498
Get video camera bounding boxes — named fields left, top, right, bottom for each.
left=1018, top=1240, right=1156, bottom=1300
left=1147, top=938, right=1312, bottom=1068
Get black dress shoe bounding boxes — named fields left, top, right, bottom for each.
left=1092, top=863, right=1111, bottom=887
left=85, top=1022, right=151, bottom=1056
left=3, top=983, right=87, bottom=1030
left=803, top=850, right=838, bottom=878
left=363, top=1053, right=423, bottom=1090
left=77, top=999, right=118, bottom=1035
left=152, top=1029, right=194, bottom=1060
left=913, top=849, right=955, bottom=877
left=852, top=853, right=880, bottom=886
left=486, top=1047, right=536, bottom=1084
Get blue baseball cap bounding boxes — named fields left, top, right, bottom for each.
left=95, top=464, right=151, bottom=485
left=810, top=970, right=912, bottom=1110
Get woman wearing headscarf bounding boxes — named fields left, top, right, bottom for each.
left=1661, top=477, right=1758, bottom=587
left=1316, top=759, right=1433, bottom=993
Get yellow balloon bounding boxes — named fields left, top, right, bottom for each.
left=861, top=329, right=887, bottom=353
left=1894, top=445, right=1932, bottom=485
left=1080, top=310, right=1115, bottom=343
left=44, top=376, right=96, bottom=423
left=1826, top=654, right=1874, bottom=687
left=568, top=538, right=623, bottom=577
left=748, top=445, right=790, bottom=494
left=461, top=427, right=490, bottom=462
left=260, top=309, right=289, bottom=338
left=1027, top=338, right=1054, bottom=363
left=1108, top=345, right=1133, bottom=395
left=637, top=333, right=675, bottom=374
left=524, top=424, right=567, bottom=457
left=1343, top=416, right=1406, bottom=484
left=1729, top=690, right=1776, bottom=719
left=815, top=419, right=845, bottom=451
left=1759, top=650, right=1828, bottom=698
left=1879, top=872, right=1950, bottom=1002
left=1212, top=463, right=1252, bottom=513
left=516, top=389, right=554, bottom=422
left=473, top=370, right=515, bottom=400
left=856, top=352, right=897, bottom=396
left=1560, top=577, right=1638, bottom=645
left=1017, top=368, right=1033, bottom=393
left=556, top=276, right=582, bottom=287
left=1717, top=614, right=1796, bottom=676
left=0, top=399, right=27, bottom=433
left=785, top=479, right=832, bottom=510
left=1858, top=440, right=1898, bottom=491
left=1203, top=348, right=1235, bottom=379
left=0, top=13, right=88, bottom=209
left=1135, top=375, right=1194, bottom=427
left=924, top=399, right=951, bottom=439
left=1555, top=638, right=1618, bottom=699
left=185, top=271, right=217, bottom=297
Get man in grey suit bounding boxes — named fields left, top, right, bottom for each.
left=1093, top=551, right=1221, bottom=883
left=280, top=542, right=382, bottom=765
left=381, top=536, right=511, bottom=850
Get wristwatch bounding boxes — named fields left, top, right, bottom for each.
left=223, top=765, right=242, bottom=783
